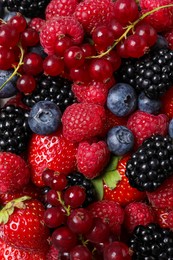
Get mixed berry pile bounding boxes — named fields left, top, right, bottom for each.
left=0, top=0, right=173, bottom=259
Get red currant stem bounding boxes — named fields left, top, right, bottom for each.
left=57, top=191, right=71, bottom=216
left=87, top=3, right=173, bottom=59
left=79, top=235, right=89, bottom=247
left=0, top=43, right=25, bottom=90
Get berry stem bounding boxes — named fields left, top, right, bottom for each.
left=57, top=191, right=71, bottom=216
left=87, top=4, right=173, bottom=59
left=0, top=43, right=25, bottom=90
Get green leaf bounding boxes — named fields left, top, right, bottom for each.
left=103, top=170, right=121, bottom=190
left=92, top=177, right=104, bottom=201
left=104, top=156, right=120, bottom=172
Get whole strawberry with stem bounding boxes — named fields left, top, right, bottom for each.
left=0, top=197, right=50, bottom=252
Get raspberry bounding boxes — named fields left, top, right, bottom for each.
left=124, top=202, right=155, bottom=233
left=77, top=140, right=110, bottom=179
left=127, top=110, right=168, bottom=148
left=140, top=0, right=173, bottom=32
left=40, top=16, right=84, bottom=55
left=72, top=81, right=110, bottom=106
left=74, top=0, right=115, bottom=33
left=164, top=29, right=173, bottom=50
left=45, top=0, right=78, bottom=20
left=62, top=103, right=106, bottom=142
left=28, top=18, right=46, bottom=32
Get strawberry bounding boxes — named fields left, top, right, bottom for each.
left=161, top=87, right=173, bottom=118
left=103, top=156, right=146, bottom=207
left=124, top=202, right=155, bottom=233
left=140, top=0, right=173, bottom=32
left=153, top=207, right=173, bottom=228
left=87, top=200, right=124, bottom=236
left=77, top=140, right=110, bottom=179
left=40, top=16, right=84, bottom=55
left=0, top=152, right=30, bottom=193
left=45, top=0, right=78, bottom=20
left=127, top=110, right=168, bottom=148
left=147, top=175, right=173, bottom=209
left=74, top=0, right=115, bottom=33
left=0, top=238, right=47, bottom=260
left=0, top=197, right=50, bottom=252
left=27, top=129, right=78, bottom=187
left=62, top=103, right=106, bottom=142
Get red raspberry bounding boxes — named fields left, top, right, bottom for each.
left=28, top=18, right=46, bottom=32
left=77, top=140, right=110, bottom=179
left=164, top=29, right=173, bottom=49
left=153, top=207, right=173, bottom=228
left=62, top=103, right=106, bottom=142
left=87, top=200, right=124, bottom=236
left=40, top=16, right=84, bottom=55
left=124, top=202, right=155, bottom=233
left=72, top=81, right=110, bottom=106
left=147, top=175, right=173, bottom=209
left=127, top=111, right=168, bottom=148
left=74, top=0, right=115, bottom=33
left=140, top=0, right=173, bottom=32
left=0, top=152, right=30, bottom=193
left=45, top=0, right=78, bottom=20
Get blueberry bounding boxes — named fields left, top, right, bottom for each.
left=107, top=83, right=137, bottom=117
left=29, top=45, right=47, bottom=59
left=138, top=92, right=161, bottom=114
left=169, top=119, right=173, bottom=138
left=152, top=35, right=168, bottom=51
left=28, top=101, right=62, bottom=135
left=3, top=11, right=17, bottom=21
left=0, top=70, right=18, bottom=98
left=106, top=126, right=134, bottom=156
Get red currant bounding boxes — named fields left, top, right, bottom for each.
left=21, top=28, right=40, bottom=47
left=92, top=25, right=115, bottom=52
left=45, top=189, right=60, bottom=207
left=135, top=23, right=157, bottom=47
left=124, top=34, right=148, bottom=58
left=64, top=185, right=86, bottom=208
left=16, top=75, right=36, bottom=94
left=50, top=174, right=67, bottom=191
left=70, top=63, right=91, bottom=83
left=70, top=245, right=92, bottom=260
left=8, top=14, right=27, bottom=33
left=0, top=23, right=19, bottom=48
left=104, top=50, right=121, bottom=71
left=81, top=43, right=96, bottom=57
left=23, top=53, right=43, bottom=75
left=44, top=206, right=66, bottom=228
left=54, top=36, right=73, bottom=56
left=89, top=58, right=113, bottom=82
left=42, top=169, right=55, bottom=187
left=0, top=46, right=15, bottom=70
left=64, top=46, right=85, bottom=69
left=43, top=55, right=64, bottom=76
left=108, top=18, right=125, bottom=39
left=104, top=241, right=132, bottom=260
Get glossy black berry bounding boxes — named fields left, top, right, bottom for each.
left=2, top=0, right=50, bottom=18
left=125, top=135, right=173, bottom=192
left=129, top=223, right=173, bottom=259
left=118, top=48, right=173, bottom=99
left=22, top=75, right=76, bottom=113
left=66, top=172, right=96, bottom=207
left=0, top=105, right=31, bottom=154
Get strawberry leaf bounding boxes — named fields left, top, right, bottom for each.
left=103, top=170, right=121, bottom=190
left=92, top=177, right=104, bottom=201
left=104, top=156, right=120, bottom=172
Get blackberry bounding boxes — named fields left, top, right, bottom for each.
left=2, top=0, right=50, bottom=18
left=125, top=135, right=173, bottom=192
left=22, top=75, right=76, bottom=113
left=118, top=48, right=173, bottom=99
left=129, top=223, right=173, bottom=260
left=0, top=105, right=31, bottom=154
left=66, top=172, right=96, bottom=207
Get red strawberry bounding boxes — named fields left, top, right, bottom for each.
left=74, top=0, right=115, bottom=33
left=127, top=110, right=168, bottom=148
left=147, top=175, right=173, bottom=209
left=0, top=238, right=47, bottom=260
left=153, top=207, right=173, bottom=228
left=27, top=129, right=78, bottom=187
left=45, top=0, right=78, bottom=20
left=103, top=156, right=146, bottom=207
left=72, top=81, right=110, bottom=106
left=0, top=183, right=41, bottom=206
left=62, top=103, right=106, bottom=142
left=164, top=29, right=173, bottom=50
left=40, top=16, right=84, bottom=55
left=161, top=86, right=173, bottom=118
left=0, top=198, right=50, bottom=252
left=77, top=140, right=110, bottom=179
left=87, top=200, right=124, bottom=236
left=140, top=0, right=173, bottom=32
left=124, top=202, right=155, bottom=233
left=0, top=152, right=30, bottom=193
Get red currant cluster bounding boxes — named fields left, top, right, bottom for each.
left=41, top=169, right=131, bottom=259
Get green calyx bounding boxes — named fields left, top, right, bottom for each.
left=92, top=156, right=121, bottom=200
left=0, top=196, right=31, bottom=224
